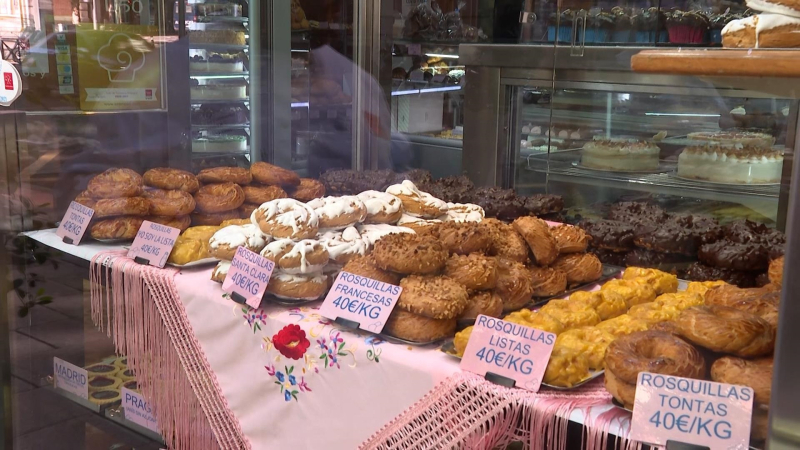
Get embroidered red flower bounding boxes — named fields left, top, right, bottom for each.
left=272, top=324, right=310, bottom=360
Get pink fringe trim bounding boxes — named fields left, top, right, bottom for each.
left=361, top=372, right=632, bottom=450
left=90, top=251, right=249, bottom=450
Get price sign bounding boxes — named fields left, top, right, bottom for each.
left=319, top=271, right=402, bottom=333
left=222, top=246, right=275, bottom=309
left=53, top=357, right=88, bottom=399
left=410, top=70, right=425, bottom=82
left=630, top=372, right=753, bottom=449
left=56, top=201, right=94, bottom=245
left=127, top=221, right=180, bottom=268
left=122, top=387, right=159, bottom=432
left=460, top=315, right=555, bottom=392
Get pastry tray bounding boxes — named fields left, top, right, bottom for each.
left=167, top=257, right=220, bottom=269
left=439, top=339, right=604, bottom=390
left=377, top=333, right=448, bottom=347
left=264, top=294, right=323, bottom=307
left=671, top=173, right=779, bottom=187
left=529, top=265, right=622, bottom=308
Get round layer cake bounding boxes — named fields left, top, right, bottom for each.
left=192, top=135, right=248, bottom=153
left=581, top=140, right=660, bottom=172
left=677, top=145, right=783, bottom=184
left=687, top=131, right=775, bottom=148
left=190, top=54, right=244, bottom=73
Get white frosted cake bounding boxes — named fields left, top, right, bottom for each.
left=581, top=140, right=660, bottom=171
left=687, top=131, right=775, bottom=148
left=677, top=145, right=783, bottom=184
left=190, top=84, right=247, bottom=100
left=192, top=135, right=248, bottom=152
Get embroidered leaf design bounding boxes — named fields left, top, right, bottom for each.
left=286, top=366, right=293, bottom=375
left=338, top=342, right=345, bottom=351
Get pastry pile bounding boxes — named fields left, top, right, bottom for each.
left=84, top=355, right=137, bottom=406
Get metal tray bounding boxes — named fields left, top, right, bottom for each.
left=167, top=257, right=220, bottom=269
left=378, top=333, right=449, bottom=347
left=265, top=294, right=322, bottom=307
left=575, top=161, right=675, bottom=174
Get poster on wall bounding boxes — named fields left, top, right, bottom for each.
left=75, top=26, right=164, bottom=111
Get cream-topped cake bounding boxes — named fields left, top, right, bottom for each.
left=677, top=145, right=784, bottom=184
left=722, top=13, right=800, bottom=48
left=581, top=140, right=661, bottom=171
left=687, top=131, right=776, bottom=148
left=746, top=0, right=800, bottom=18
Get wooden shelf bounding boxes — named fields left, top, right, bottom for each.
left=631, top=49, right=800, bottom=77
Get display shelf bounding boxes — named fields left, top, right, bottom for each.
left=191, top=145, right=250, bottom=155
left=190, top=98, right=249, bottom=105
left=391, top=85, right=462, bottom=97
left=189, top=43, right=248, bottom=52
left=196, top=16, right=248, bottom=24
left=190, top=71, right=249, bottom=79
left=191, top=123, right=250, bottom=131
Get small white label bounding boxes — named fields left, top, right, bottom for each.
left=53, top=357, right=88, bottom=399
left=122, top=387, right=159, bottom=432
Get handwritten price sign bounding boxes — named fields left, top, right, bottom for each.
left=56, top=201, right=94, bottom=245
left=222, top=246, right=275, bottom=309
left=319, top=271, right=402, bottom=333
left=127, top=221, right=180, bottom=268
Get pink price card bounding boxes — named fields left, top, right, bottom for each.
left=126, top=220, right=180, bottom=268
left=222, top=246, right=275, bottom=309
left=460, top=315, right=556, bottom=392
left=630, top=372, right=753, bottom=449
left=55, top=201, right=94, bottom=245
left=318, top=271, right=403, bottom=334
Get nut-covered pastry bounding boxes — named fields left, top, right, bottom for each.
left=87, top=168, right=143, bottom=198
left=356, top=190, right=403, bottom=224
left=142, top=168, right=199, bottom=193
left=549, top=224, right=589, bottom=254
left=395, top=214, right=441, bottom=235
left=482, top=218, right=529, bottom=263
left=196, top=166, right=252, bottom=185
left=372, top=232, right=447, bottom=274
left=209, top=225, right=269, bottom=260
left=143, top=189, right=196, bottom=216
left=342, top=255, right=400, bottom=285
left=529, top=266, right=568, bottom=297
left=307, top=196, right=368, bottom=230
left=458, top=291, right=503, bottom=320
left=675, top=305, right=774, bottom=357
left=147, top=215, right=191, bottom=231
left=261, top=239, right=329, bottom=274
left=711, top=356, right=773, bottom=405
left=384, top=309, right=456, bottom=342
left=512, top=216, right=558, bottom=266
left=579, top=219, right=635, bottom=252
left=443, top=254, right=497, bottom=291
left=319, top=227, right=368, bottom=265
left=683, top=262, right=757, bottom=288
left=551, top=253, right=603, bottom=285
left=608, top=202, right=667, bottom=227
left=251, top=198, right=319, bottom=240
left=397, top=274, right=469, bottom=320
left=251, top=161, right=301, bottom=187
left=357, top=224, right=415, bottom=247
left=191, top=210, right=241, bottom=226
left=242, top=185, right=287, bottom=204
left=494, top=258, right=535, bottom=312
left=698, top=239, right=770, bottom=272
left=266, top=273, right=327, bottom=301
left=288, top=178, right=326, bottom=202
left=93, top=197, right=150, bottom=218
left=437, top=222, right=491, bottom=255
left=90, top=216, right=145, bottom=240
left=385, top=180, right=448, bottom=219
left=194, top=182, right=245, bottom=213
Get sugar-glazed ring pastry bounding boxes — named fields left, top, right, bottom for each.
left=143, top=189, right=196, bottom=216
left=191, top=210, right=241, bottom=226
left=711, top=356, right=773, bottom=405
left=288, top=178, right=326, bottom=202
left=266, top=272, right=327, bottom=301
left=384, top=309, right=456, bottom=343
left=87, top=168, right=143, bottom=198
left=495, top=258, right=535, bottom=312
left=482, top=218, right=529, bottom=263
left=385, top=180, right=448, bottom=219
left=458, top=291, right=503, bottom=320
left=196, top=167, right=252, bottom=185
left=437, top=222, right=492, bottom=255
left=444, top=253, right=497, bottom=291
left=395, top=214, right=441, bottom=234
left=319, top=227, right=368, bottom=265
left=251, top=161, right=301, bottom=187
left=93, top=197, right=150, bottom=218
left=549, top=224, right=589, bottom=254
left=356, top=190, right=404, bottom=224
left=357, top=224, right=415, bottom=247
left=142, top=168, right=199, bottom=193
left=251, top=198, right=319, bottom=240
left=211, top=261, right=231, bottom=283
left=372, top=232, right=447, bottom=274
left=441, top=203, right=484, bottom=223
left=261, top=239, right=329, bottom=274
left=397, top=274, right=469, bottom=320
left=90, top=217, right=145, bottom=240
left=147, top=215, right=191, bottom=231
left=75, top=191, right=97, bottom=209
left=342, top=254, right=400, bottom=285
left=307, top=195, right=368, bottom=230
left=551, top=253, right=603, bottom=285
left=209, top=224, right=269, bottom=260
left=676, top=305, right=775, bottom=357
left=243, top=185, right=287, bottom=204
left=512, top=216, right=558, bottom=266
left=529, top=266, right=568, bottom=297
left=194, top=182, right=245, bottom=213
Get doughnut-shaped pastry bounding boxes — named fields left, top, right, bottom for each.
left=261, top=239, right=329, bottom=274
left=395, top=214, right=441, bottom=235
left=556, top=327, right=616, bottom=370
left=437, top=222, right=492, bottom=255
left=676, top=305, right=775, bottom=357
left=289, top=178, right=326, bottom=202
left=342, top=255, right=400, bottom=285
left=143, top=189, right=195, bottom=216
left=504, top=309, right=564, bottom=334
left=604, top=330, right=706, bottom=409
left=706, top=288, right=780, bottom=329
left=87, top=168, right=143, bottom=198
left=90, top=217, right=145, bottom=240
left=385, top=180, right=448, bottom=219
left=603, top=368, right=638, bottom=409
left=441, top=203, right=485, bottom=223
left=194, top=182, right=245, bottom=213
left=209, top=225, right=269, bottom=260
left=458, top=291, right=503, bottom=320
left=196, top=167, right=252, bottom=185
left=372, top=233, right=447, bottom=274
left=75, top=191, right=97, bottom=209
left=251, top=161, right=301, bottom=187
left=494, top=258, right=535, bottom=312
left=147, top=215, right=191, bottom=231
left=191, top=210, right=241, bottom=226
left=93, top=197, right=150, bottom=218
left=357, top=224, right=414, bottom=247
left=307, top=196, right=367, bottom=230
left=622, top=267, right=678, bottom=295
left=220, top=218, right=251, bottom=227
left=444, top=254, right=497, bottom=291
left=251, top=199, right=318, bottom=240
left=511, top=216, right=558, bottom=266
left=711, top=356, right=773, bottom=405
left=211, top=261, right=231, bottom=283
left=769, top=256, right=783, bottom=287
left=544, top=345, right=591, bottom=388
left=242, top=185, right=286, bottom=204
left=319, top=227, right=368, bottom=265
left=239, top=203, right=259, bottom=218
left=549, top=224, right=589, bottom=254
left=397, top=274, right=469, bottom=320
left=266, top=273, right=327, bottom=301
left=551, top=253, right=603, bottom=285
left=482, top=218, right=529, bottom=263
left=142, top=168, right=199, bottom=193
left=384, top=309, right=456, bottom=343
left=356, top=190, right=403, bottom=224
left=530, top=266, right=568, bottom=297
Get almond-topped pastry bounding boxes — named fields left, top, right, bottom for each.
left=678, top=145, right=784, bottom=184
left=444, top=254, right=497, bottom=290
left=397, top=274, right=469, bottom=320
left=385, top=180, right=448, bottom=219
left=372, top=232, right=447, bottom=274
